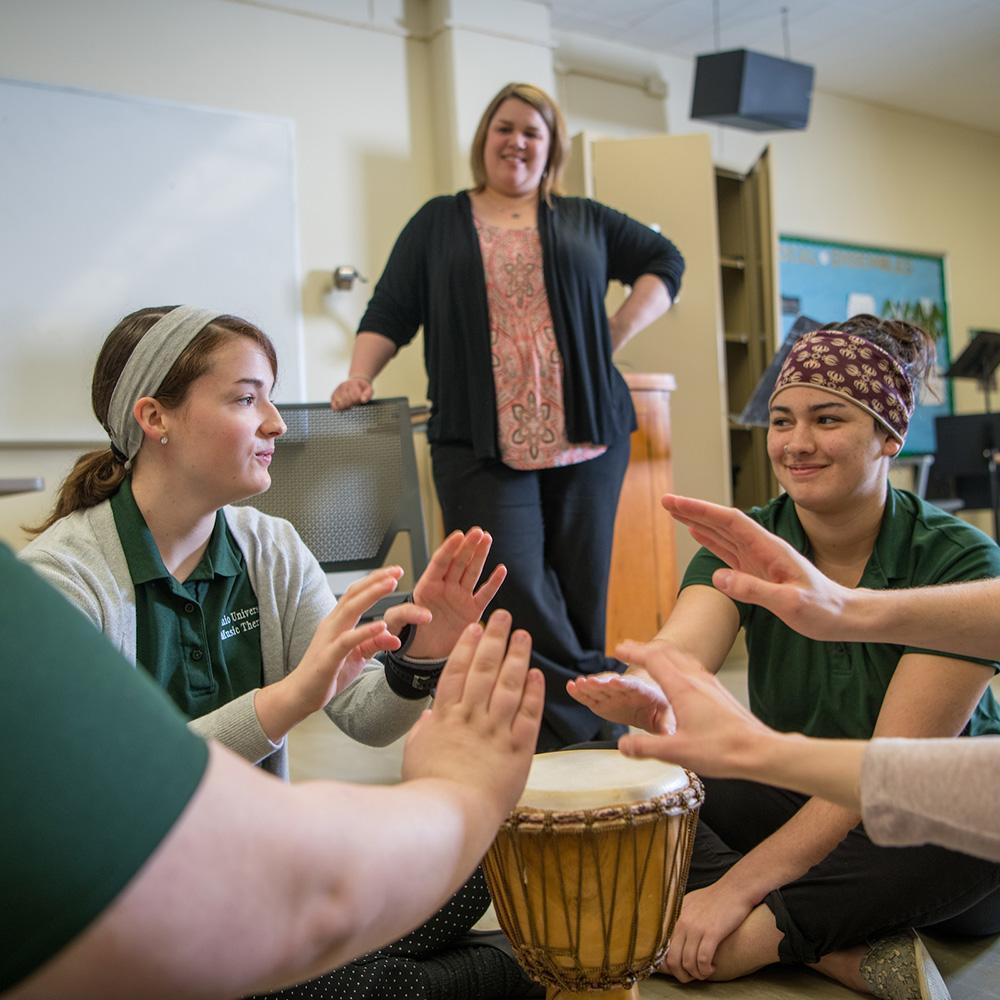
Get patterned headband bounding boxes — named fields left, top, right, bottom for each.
left=769, top=330, right=914, bottom=443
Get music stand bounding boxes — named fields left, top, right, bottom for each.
left=946, top=329, right=1000, bottom=411
left=737, top=314, right=823, bottom=427
left=930, top=414, right=1000, bottom=539
left=942, top=330, right=1000, bottom=539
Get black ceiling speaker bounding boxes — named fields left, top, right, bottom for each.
left=690, top=48, right=814, bottom=131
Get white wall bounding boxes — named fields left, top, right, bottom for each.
left=0, top=0, right=438, bottom=542
left=0, top=0, right=563, bottom=548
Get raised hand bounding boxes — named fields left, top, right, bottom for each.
left=616, top=640, right=770, bottom=777
left=566, top=663, right=673, bottom=733
left=402, top=610, right=544, bottom=817
left=385, top=528, right=507, bottom=661
left=289, top=568, right=405, bottom=710
left=661, top=493, right=851, bottom=641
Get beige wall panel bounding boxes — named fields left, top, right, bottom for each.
left=589, top=134, right=731, bottom=572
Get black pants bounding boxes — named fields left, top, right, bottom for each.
left=431, top=437, right=632, bottom=749
left=689, top=777, right=1000, bottom=965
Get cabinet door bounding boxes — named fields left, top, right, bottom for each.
left=566, top=132, right=731, bottom=573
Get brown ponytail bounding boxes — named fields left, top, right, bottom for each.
left=27, top=448, right=129, bottom=536
left=25, top=305, right=277, bottom=537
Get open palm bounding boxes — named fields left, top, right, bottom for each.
left=392, top=528, right=507, bottom=660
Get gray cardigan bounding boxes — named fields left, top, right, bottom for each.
left=20, top=501, right=426, bottom=779
left=862, top=736, right=1000, bottom=862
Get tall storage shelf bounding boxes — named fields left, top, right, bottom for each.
left=716, top=152, right=780, bottom=511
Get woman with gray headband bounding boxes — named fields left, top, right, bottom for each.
left=21, top=304, right=540, bottom=1000
left=569, top=315, right=1000, bottom=999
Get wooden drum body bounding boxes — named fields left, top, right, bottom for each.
left=484, top=749, right=703, bottom=1000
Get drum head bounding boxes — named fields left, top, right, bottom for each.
left=517, top=748, right=690, bottom=811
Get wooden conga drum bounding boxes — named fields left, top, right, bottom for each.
left=484, top=749, right=703, bottom=1000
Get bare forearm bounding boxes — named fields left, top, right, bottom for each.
left=263, top=777, right=503, bottom=987
left=839, top=580, right=1000, bottom=659
left=349, top=331, right=398, bottom=381
left=13, top=745, right=507, bottom=999
left=253, top=679, right=305, bottom=743
left=743, top=731, right=866, bottom=812
left=646, top=586, right=742, bottom=674
left=610, top=273, right=672, bottom=352
left=719, top=795, right=860, bottom=904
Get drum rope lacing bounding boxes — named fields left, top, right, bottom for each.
left=484, top=771, right=705, bottom=993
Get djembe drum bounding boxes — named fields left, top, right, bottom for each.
left=484, top=749, right=703, bottom=1000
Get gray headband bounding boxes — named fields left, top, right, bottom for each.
left=106, top=305, right=223, bottom=463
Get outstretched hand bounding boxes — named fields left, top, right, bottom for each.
left=616, top=640, right=770, bottom=778
left=291, top=567, right=406, bottom=713
left=661, top=493, right=851, bottom=641
left=566, top=664, right=673, bottom=734
left=385, top=528, right=507, bottom=660
left=402, top=610, right=544, bottom=818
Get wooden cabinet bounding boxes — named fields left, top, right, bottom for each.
left=717, top=152, right=779, bottom=510
left=606, top=373, right=678, bottom=652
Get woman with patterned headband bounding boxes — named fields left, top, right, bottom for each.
left=19, top=305, right=540, bottom=999
left=569, top=314, right=1000, bottom=999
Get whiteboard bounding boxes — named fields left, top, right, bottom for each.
left=0, top=78, right=304, bottom=442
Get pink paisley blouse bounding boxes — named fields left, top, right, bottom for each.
left=474, top=217, right=606, bottom=470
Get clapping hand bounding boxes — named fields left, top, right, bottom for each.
left=402, top=610, right=544, bottom=817
left=384, top=528, right=507, bottom=661
left=566, top=661, right=674, bottom=734
left=257, top=567, right=408, bottom=740
left=661, top=493, right=850, bottom=641
left=615, top=640, right=770, bottom=777
left=291, top=567, right=407, bottom=714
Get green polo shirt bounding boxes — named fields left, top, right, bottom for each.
left=110, top=478, right=263, bottom=720
left=0, top=543, right=208, bottom=992
left=682, top=488, right=1000, bottom=740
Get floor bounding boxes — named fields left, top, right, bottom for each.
left=288, top=661, right=1000, bottom=999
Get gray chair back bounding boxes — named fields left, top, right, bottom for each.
left=239, top=399, right=429, bottom=613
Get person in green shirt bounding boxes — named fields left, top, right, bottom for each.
left=569, top=315, right=1000, bottom=1000
left=19, top=304, right=536, bottom=999
left=1, top=542, right=544, bottom=999
left=613, top=493, right=1000, bottom=864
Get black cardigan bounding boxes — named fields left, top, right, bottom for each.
left=358, top=191, right=685, bottom=459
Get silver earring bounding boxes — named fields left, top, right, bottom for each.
left=160, top=435, right=169, bottom=445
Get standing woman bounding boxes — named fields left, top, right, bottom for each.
left=570, top=316, right=1000, bottom=997
left=332, top=82, right=685, bottom=749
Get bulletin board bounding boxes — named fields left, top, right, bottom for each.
left=778, top=236, right=951, bottom=455
left=0, top=77, right=304, bottom=442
